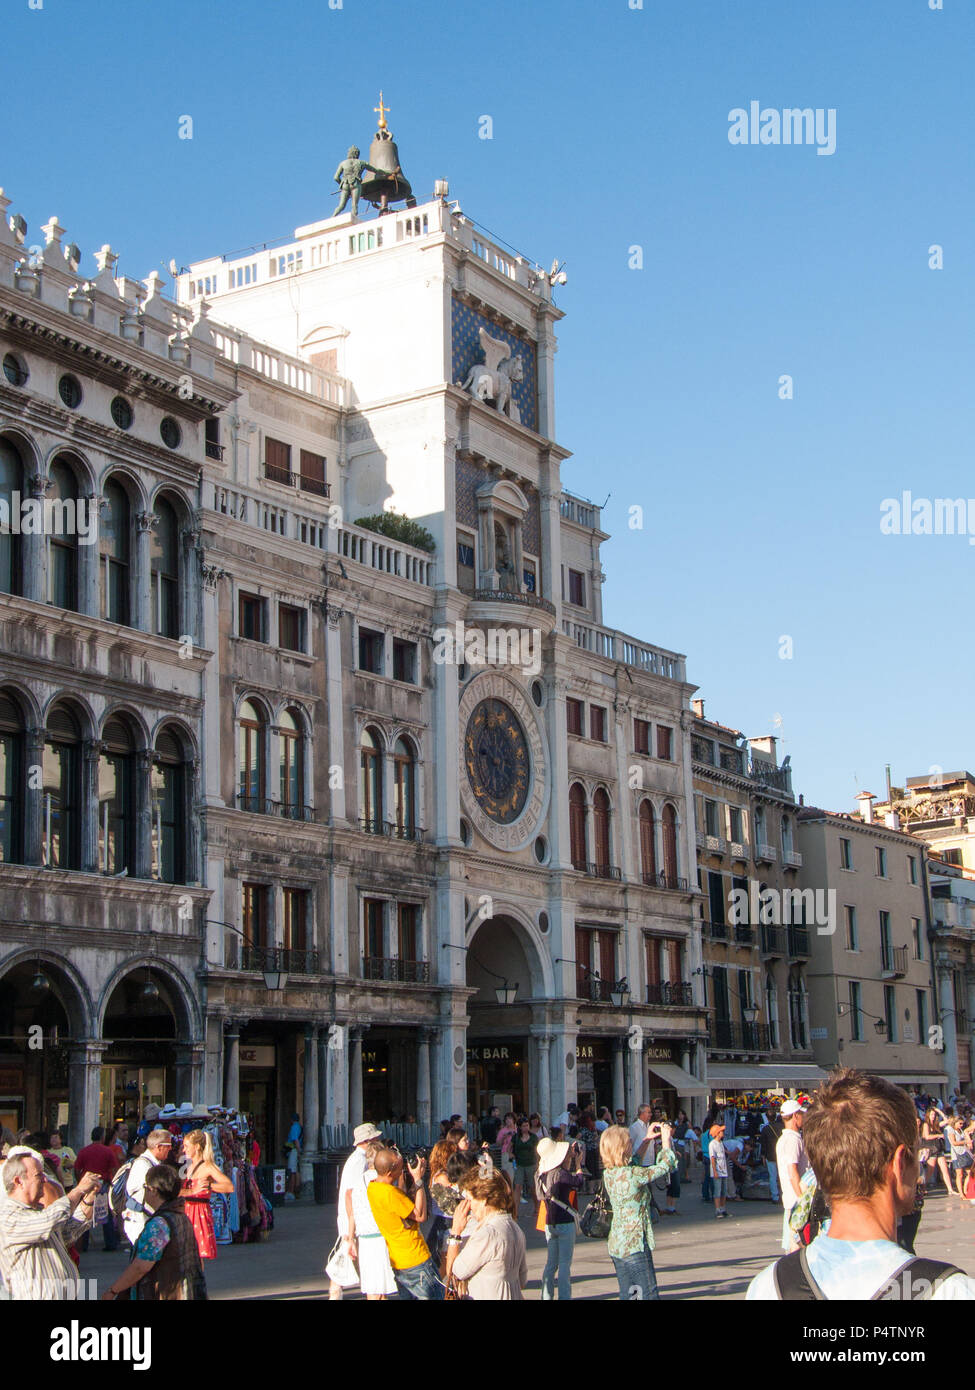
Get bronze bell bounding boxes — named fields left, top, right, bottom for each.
left=359, top=95, right=416, bottom=213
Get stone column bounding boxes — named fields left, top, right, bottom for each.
left=24, top=472, right=49, bottom=604
left=135, top=510, right=155, bottom=632
left=416, top=1028, right=433, bottom=1131
left=223, top=1027, right=240, bottom=1110
left=325, top=608, right=347, bottom=823
left=24, top=725, right=45, bottom=866
left=317, top=1027, right=329, bottom=1150
left=348, top=1026, right=365, bottom=1130
left=328, top=1024, right=349, bottom=1129
left=68, top=1041, right=106, bottom=1151
left=936, top=951, right=959, bottom=1095
left=532, top=1033, right=552, bottom=1125
left=428, top=1026, right=443, bottom=1140
left=301, top=1025, right=320, bottom=1187
left=612, top=1037, right=626, bottom=1115
left=625, top=1033, right=646, bottom=1120
left=81, top=739, right=101, bottom=872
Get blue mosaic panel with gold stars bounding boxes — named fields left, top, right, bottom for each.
left=451, top=298, right=537, bottom=433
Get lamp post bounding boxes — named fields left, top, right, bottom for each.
left=554, top=958, right=629, bottom=1008
left=442, top=942, right=518, bottom=1005
left=207, top=920, right=289, bottom=992
left=837, top=1001, right=887, bottom=1036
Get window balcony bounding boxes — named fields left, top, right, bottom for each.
left=358, top=818, right=424, bottom=841
left=760, top=925, right=786, bottom=956
left=585, top=863, right=622, bottom=881
left=236, top=794, right=315, bottom=821
left=881, top=945, right=909, bottom=979
left=730, top=842, right=748, bottom=861
left=707, top=919, right=728, bottom=942
left=783, top=849, right=802, bottom=868
left=363, top=956, right=431, bottom=984
left=709, top=1019, right=771, bottom=1052
left=646, top=981, right=694, bottom=1007
left=696, top=831, right=726, bottom=856
left=787, top=926, right=811, bottom=959
left=264, top=461, right=295, bottom=487
left=734, top=924, right=755, bottom=946
left=205, top=439, right=225, bottom=461
left=237, top=944, right=321, bottom=975
left=755, top=843, right=777, bottom=863
left=641, top=871, right=689, bottom=892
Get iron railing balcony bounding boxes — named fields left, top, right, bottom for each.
left=299, top=475, right=331, bottom=498
left=761, top=925, right=786, bottom=956
left=236, top=794, right=315, bottom=820
left=788, top=926, right=811, bottom=958
left=363, top=956, right=431, bottom=984
left=708, top=919, right=728, bottom=941
left=264, top=461, right=295, bottom=486
left=709, top=1019, right=771, bottom=1052
left=641, top=871, right=689, bottom=892
left=472, top=586, right=557, bottom=616
left=578, top=976, right=615, bottom=1004
left=205, top=439, right=225, bottom=461
left=358, top=817, right=423, bottom=840
left=881, top=944, right=908, bottom=978
left=586, top=862, right=622, bottom=881
left=734, top=924, right=755, bottom=946
left=646, top=981, right=694, bottom=1007
left=238, top=944, right=321, bottom=975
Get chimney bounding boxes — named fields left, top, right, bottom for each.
left=799, top=794, right=804, bottom=806
left=886, top=810, right=900, bottom=831
left=856, top=791, right=876, bottom=825
left=690, top=698, right=705, bottom=719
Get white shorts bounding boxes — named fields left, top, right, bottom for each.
left=782, top=1206, right=798, bottom=1253
left=357, top=1234, right=398, bottom=1296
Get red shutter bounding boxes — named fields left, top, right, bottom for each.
left=593, top=789, right=610, bottom=869
left=639, top=801, right=656, bottom=878
left=569, top=784, right=587, bottom=869
left=646, top=937, right=661, bottom=986
left=598, top=931, right=616, bottom=986
left=663, top=804, right=678, bottom=884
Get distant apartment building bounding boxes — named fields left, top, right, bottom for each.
left=928, top=861, right=975, bottom=1096
left=874, top=770, right=975, bottom=874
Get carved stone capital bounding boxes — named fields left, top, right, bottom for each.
left=29, top=472, right=52, bottom=500
left=200, top=561, right=225, bottom=592
left=136, top=510, right=157, bottom=534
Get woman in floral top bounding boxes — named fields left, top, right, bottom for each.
left=598, top=1122, right=677, bottom=1300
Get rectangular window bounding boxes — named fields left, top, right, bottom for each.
left=241, top=882, right=268, bottom=952
left=656, top=726, right=673, bottom=761
left=942, top=848, right=963, bottom=867
left=913, top=917, right=924, bottom=961
left=708, top=871, right=726, bottom=927
left=392, top=639, right=417, bottom=684
left=238, top=592, right=266, bottom=642
left=840, top=837, right=853, bottom=870
left=567, top=568, right=585, bottom=607
left=908, top=856, right=918, bottom=885
left=264, top=437, right=292, bottom=486
left=278, top=604, right=305, bottom=653
left=566, top=698, right=584, bottom=737
left=634, top=719, right=650, bottom=755
left=646, top=936, right=661, bottom=987
left=845, top=905, right=858, bottom=951
left=877, top=846, right=887, bottom=877
left=358, top=628, right=384, bottom=674
left=704, top=800, right=719, bottom=837
left=298, top=449, right=328, bottom=497
left=880, top=911, right=892, bottom=971
left=589, top=706, right=607, bottom=743
left=850, top=981, right=863, bottom=1041
left=917, top=989, right=928, bottom=1042
left=365, top=899, right=385, bottom=960
left=729, top=807, right=744, bottom=845
left=884, top=984, right=897, bottom=1042
left=283, top=888, right=308, bottom=954
left=713, top=965, right=730, bottom=1022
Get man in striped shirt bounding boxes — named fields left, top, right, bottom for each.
left=0, top=1150, right=101, bottom=1299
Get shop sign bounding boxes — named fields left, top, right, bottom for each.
left=645, top=1044, right=678, bottom=1062
left=240, top=1046, right=275, bottom=1068
left=467, top=1043, right=520, bottom=1062
left=576, top=1040, right=611, bottom=1061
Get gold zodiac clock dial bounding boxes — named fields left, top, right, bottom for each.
left=463, top=697, right=530, bottom=825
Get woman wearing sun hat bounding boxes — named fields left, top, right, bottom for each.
left=534, top=1135, right=585, bottom=1300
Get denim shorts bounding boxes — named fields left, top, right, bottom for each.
left=513, top=1164, right=535, bottom=1188
left=712, top=1176, right=728, bottom=1198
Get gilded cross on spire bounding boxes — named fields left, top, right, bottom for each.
left=374, top=91, right=389, bottom=131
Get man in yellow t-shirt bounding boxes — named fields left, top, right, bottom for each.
left=366, top=1147, right=444, bottom=1300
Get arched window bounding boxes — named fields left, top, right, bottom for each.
left=0, top=692, right=24, bottom=863
left=593, top=787, right=611, bottom=873
left=43, top=704, right=82, bottom=868
left=151, top=496, right=180, bottom=639
left=152, top=727, right=187, bottom=884
left=48, top=458, right=80, bottom=612
left=99, top=716, right=135, bottom=874
left=569, top=782, right=587, bottom=870
left=392, top=736, right=416, bottom=839
left=238, top=700, right=266, bottom=812
left=639, top=800, right=656, bottom=881
left=279, top=708, right=305, bottom=819
left=662, top=803, right=679, bottom=886
left=360, top=727, right=383, bottom=834
left=0, top=441, right=24, bottom=596
left=99, top=479, right=131, bottom=625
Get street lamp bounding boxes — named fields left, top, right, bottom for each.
left=837, top=1001, right=887, bottom=1036
left=555, top=958, right=629, bottom=1008
left=208, top=920, right=288, bottom=992
left=442, top=943, right=518, bottom=1005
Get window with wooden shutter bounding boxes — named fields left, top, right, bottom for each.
left=646, top=937, right=661, bottom=987
left=667, top=938, right=682, bottom=983
left=575, top=925, right=591, bottom=997
left=639, top=800, right=656, bottom=878
left=265, top=437, right=292, bottom=485
left=299, top=449, right=328, bottom=497
left=593, top=788, right=611, bottom=870
left=569, top=783, right=587, bottom=869
left=598, top=931, right=616, bottom=987
left=662, top=803, right=679, bottom=884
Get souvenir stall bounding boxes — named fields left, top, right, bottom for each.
left=137, top=1101, right=273, bottom=1245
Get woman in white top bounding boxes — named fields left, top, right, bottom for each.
left=347, top=1140, right=397, bottom=1299
left=444, top=1170, right=528, bottom=1300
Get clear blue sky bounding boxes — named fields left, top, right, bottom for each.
left=4, top=0, right=971, bottom=810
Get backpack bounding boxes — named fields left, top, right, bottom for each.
left=109, top=1159, right=135, bottom=1215
left=773, top=1246, right=964, bottom=1301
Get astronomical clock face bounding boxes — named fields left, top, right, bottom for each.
left=464, top=698, right=530, bottom=824
left=458, top=673, right=549, bottom=852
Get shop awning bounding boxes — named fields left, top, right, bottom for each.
left=882, top=1073, right=948, bottom=1086
left=648, top=1061, right=708, bottom=1095
left=707, top=1063, right=829, bottom=1090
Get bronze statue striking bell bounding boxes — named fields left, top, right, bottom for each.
left=359, top=128, right=416, bottom=212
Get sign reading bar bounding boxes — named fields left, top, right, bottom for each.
left=467, top=1043, right=521, bottom=1063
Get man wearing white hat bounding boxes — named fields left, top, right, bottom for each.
left=329, top=1122, right=383, bottom=1300
left=776, top=1099, right=808, bottom=1252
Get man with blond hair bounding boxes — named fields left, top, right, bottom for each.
left=748, top=1068, right=975, bottom=1300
